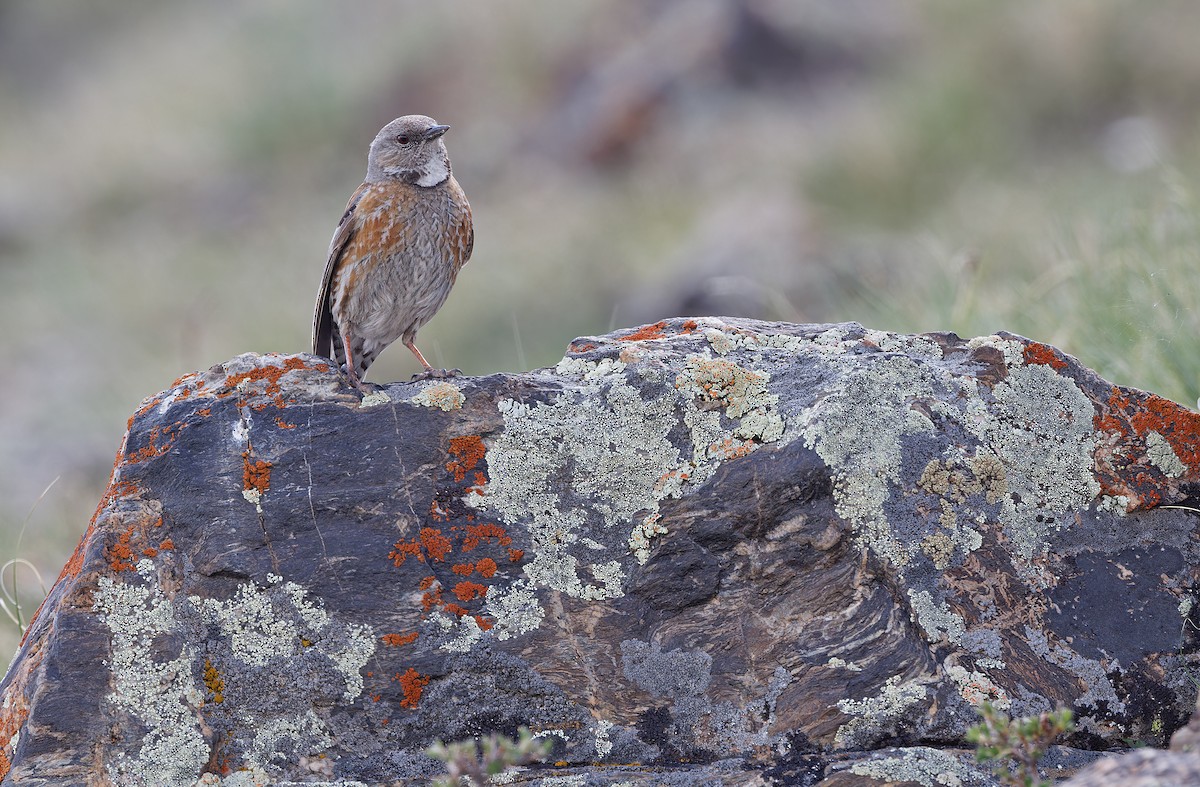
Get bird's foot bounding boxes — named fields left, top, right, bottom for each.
left=410, top=367, right=461, bottom=381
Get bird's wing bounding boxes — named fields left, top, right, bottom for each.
left=450, top=177, right=474, bottom=270
left=312, top=182, right=371, bottom=356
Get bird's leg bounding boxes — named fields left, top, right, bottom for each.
left=341, top=331, right=366, bottom=390
left=405, top=338, right=459, bottom=380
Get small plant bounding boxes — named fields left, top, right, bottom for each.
left=1, top=477, right=57, bottom=632
left=966, top=702, right=1074, bottom=787
left=428, top=726, right=552, bottom=786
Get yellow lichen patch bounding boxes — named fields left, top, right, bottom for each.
left=203, top=658, right=225, bottom=704
left=921, top=533, right=956, bottom=570
left=411, top=381, right=466, bottom=411
left=675, top=356, right=784, bottom=442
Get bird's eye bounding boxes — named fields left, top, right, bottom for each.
left=396, top=135, right=410, bottom=145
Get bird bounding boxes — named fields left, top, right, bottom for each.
left=312, top=115, right=474, bottom=389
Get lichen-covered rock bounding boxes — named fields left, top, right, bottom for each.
left=2, top=318, right=1199, bottom=785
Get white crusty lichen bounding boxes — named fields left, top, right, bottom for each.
left=410, top=381, right=465, bottom=411
left=674, top=356, right=784, bottom=442
left=834, top=675, right=929, bottom=749
left=94, top=559, right=209, bottom=785
left=908, top=589, right=967, bottom=646
left=798, top=329, right=1103, bottom=572
left=981, top=364, right=1100, bottom=562
left=475, top=353, right=787, bottom=602
left=799, top=354, right=939, bottom=566
left=945, top=663, right=1010, bottom=710
left=849, top=747, right=991, bottom=787
left=358, top=390, right=392, bottom=408
left=191, top=576, right=374, bottom=702
left=94, top=559, right=377, bottom=785
left=483, top=578, right=545, bottom=640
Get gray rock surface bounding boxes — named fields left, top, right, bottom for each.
left=2, top=317, right=1200, bottom=786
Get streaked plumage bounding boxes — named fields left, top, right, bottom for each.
left=313, top=115, right=473, bottom=388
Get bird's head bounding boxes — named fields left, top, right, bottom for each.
left=366, top=115, right=452, bottom=187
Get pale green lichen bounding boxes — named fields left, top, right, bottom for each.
left=835, top=675, right=929, bottom=749
left=908, top=590, right=967, bottom=645
left=863, top=329, right=944, bottom=360
left=409, top=381, right=465, bottom=411
left=826, top=657, right=864, bottom=672
left=191, top=576, right=374, bottom=701
left=1025, top=625, right=1125, bottom=715
left=966, top=335, right=1026, bottom=367
left=535, top=776, right=587, bottom=786
left=592, top=719, right=615, bottom=759
left=483, top=578, right=545, bottom=640
left=242, top=487, right=264, bottom=513
left=704, top=327, right=738, bottom=355
left=848, top=746, right=990, bottom=787
left=358, top=390, right=391, bottom=408
left=674, top=356, right=784, bottom=442
left=799, top=355, right=939, bottom=566
left=94, top=559, right=209, bottom=785
left=429, top=609, right=486, bottom=653
left=1146, top=430, right=1187, bottom=477
left=96, top=563, right=375, bottom=785
left=476, top=352, right=786, bottom=602
left=976, top=364, right=1100, bottom=563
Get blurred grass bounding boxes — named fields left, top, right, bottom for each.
left=2, top=0, right=1200, bottom=659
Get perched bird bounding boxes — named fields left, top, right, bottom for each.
left=313, top=115, right=474, bottom=388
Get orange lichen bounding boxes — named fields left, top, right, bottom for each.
left=203, top=658, right=225, bottom=704
left=242, top=452, right=272, bottom=495
left=508, top=548, right=525, bottom=563
left=452, top=581, right=488, bottom=602
left=420, top=583, right=443, bottom=612
left=618, top=319, right=698, bottom=342
left=220, top=356, right=323, bottom=410
left=125, top=423, right=184, bottom=464
left=473, top=615, right=495, bottom=631
left=159, top=538, right=175, bottom=551
left=1023, top=342, right=1068, bottom=370
left=381, top=632, right=419, bottom=647
left=197, top=408, right=212, bottom=417
left=451, top=563, right=475, bottom=576
left=108, top=524, right=137, bottom=573
left=389, top=539, right=423, bottom=566
left=476, top=557, right=498, bottom=578
left=618, top=320, right=670, bottom=341
left=397, top=668, right=430, bottom=709
left=275, top=417, right=297, bottom=429
left=443, top=603, right=470, bottom=618
left=709, top=437, right=754, bottom=460
left=569, top=341, right=598, bottom=353
left=1091, top=387, right=1200, bottom=509
left=446, top=435, right=487, bottom=482
left=460, top=523, right=511, bottom=552
left=420, top=527, right=452, bottom=561
left=141, top=547, right=158, bottom=558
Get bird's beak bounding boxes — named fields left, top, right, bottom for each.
left=424, top=125, right=450, bottom=140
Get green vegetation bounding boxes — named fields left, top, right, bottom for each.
left=967, top=702, right=1075, bottom=787
left=428, top=726, right=552, bottom=786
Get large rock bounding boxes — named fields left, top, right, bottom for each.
left=2, top=317, right=1199, bottom=786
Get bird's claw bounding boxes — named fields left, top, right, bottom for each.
left=410, top=368, right=461, bottom=381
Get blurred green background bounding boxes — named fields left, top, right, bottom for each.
left=3, top=0, right=1200, bottom=658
